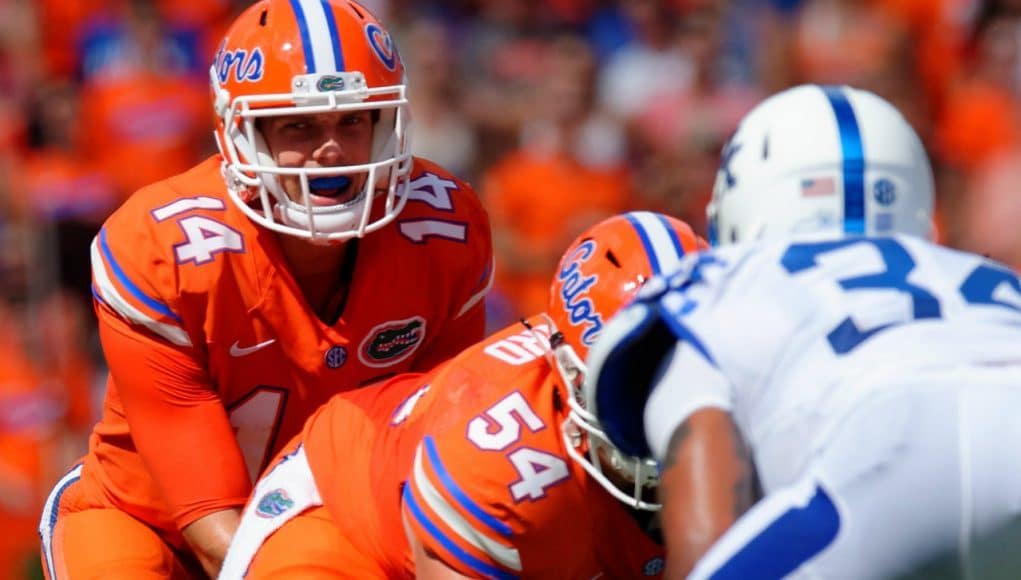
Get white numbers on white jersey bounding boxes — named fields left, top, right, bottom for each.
left=467, top=392, right=545, bottom=451
left=398, top=172, right=469, bottom=244
left=483, top=324, right=552, bottom=365
left=152, top=196, right=225, bottom=221
left=508, top=448, right=570, bottom=501
left=174, top=216, right=245, bottom=265
left=228, top=387, right=287, bottom=482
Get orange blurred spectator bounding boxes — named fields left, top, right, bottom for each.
left=952, top=148, right=1021, bottom=270
left=11, top=82, right=118, bottom=223
left=54, top=0, right=216, bottom=200
left=935, top=4, right=1021, bottom=172
left=483, top=35, right=629, bottom=319
left=10, top=82, right=119, bottom=309
left=77, top=71, right=209, bottom=199
left=0, top=223, right=96, bottom=580
left=34, top=0, right=105, bottom=79
left=878, top=0, right=974, bottom=115
left=935, top=82, right=1020, bottom=171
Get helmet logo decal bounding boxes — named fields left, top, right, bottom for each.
left=718, top=140, right=742, bottom=188
left=365, top=23, right=397, bottom=71
left=215, top=46, right=265, bottom=84
left=558, top=240, right=603, bottom=346
left=801, top=176, right=836, bottom=197
left=873, top=178, right=896, bottom=206
left=316, top=75, right=346, bottom=91
left=255, top=488, right=295, bottom=518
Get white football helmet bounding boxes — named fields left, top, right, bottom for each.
left=706, top=84, right=934, bottom=245
left=211, top=0, right=412, bottom=243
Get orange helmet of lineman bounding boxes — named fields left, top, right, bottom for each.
left=547, top=211, right=707, bottom=510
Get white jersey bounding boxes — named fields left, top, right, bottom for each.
left=621, top=235, right=1021, bottom=492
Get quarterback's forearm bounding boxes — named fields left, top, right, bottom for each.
left=182, top=508, right=242, bottom=577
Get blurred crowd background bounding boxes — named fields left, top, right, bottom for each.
left=2, top=0, right=1021, bottom=577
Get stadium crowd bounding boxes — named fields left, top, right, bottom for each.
left=1, top=0, right=1020, bottom=577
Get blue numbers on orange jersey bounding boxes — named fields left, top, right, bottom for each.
left=782, top=239, right=941, bottom=354
left=782, top=238, right=1021, bottom=355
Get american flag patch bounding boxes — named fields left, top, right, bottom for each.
left=801, top=177, right=836, bottom=197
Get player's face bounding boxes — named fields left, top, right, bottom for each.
left=259, top=111, right=375, bottom=206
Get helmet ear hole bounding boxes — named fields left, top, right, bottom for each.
left=604, top=250, right=621, bottom=268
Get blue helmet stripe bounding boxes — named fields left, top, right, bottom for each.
left=624, top=211, right=687, bottom=276
left=656, top=213, right=687, bottom=259
left=288, top=0, right=317, bottom=73
left=821, top=86, right=865, bottom=235
left=318, top=0, right=345, bottom=71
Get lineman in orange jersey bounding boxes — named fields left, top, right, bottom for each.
left=38, top=1, right=493, bottom=578
left=219, top=211, right=708, bottom=578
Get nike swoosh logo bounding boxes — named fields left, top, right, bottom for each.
left=229, top=339, right=276, bottom=357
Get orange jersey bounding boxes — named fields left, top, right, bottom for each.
left=292, top=317, right=663, bottom=578
left=80, top=155, right=493, bottom=544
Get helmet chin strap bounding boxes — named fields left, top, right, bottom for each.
left=272, top=194, right=368, bottom=241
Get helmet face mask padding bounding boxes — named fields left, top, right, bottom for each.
left=546, top=211, right=706, bottom=511
left=707, top=84, right=935, bottom=246
left=211, top=0, right=413, bottom=243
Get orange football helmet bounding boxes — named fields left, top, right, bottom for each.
left=547, top=211, right=706, bottom=510
left=211, top=0, right=412, bottom=242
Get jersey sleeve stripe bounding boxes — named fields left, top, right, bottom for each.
left=423, top=436, right=512, bottom=537
left=97, top=229, right=181, bottom=322
left=403, top=480, right=519, bottom=580
left=659, top=294, right=716, bottom=367
left=410, top=443, right=523, bottom=570
left=91, top=238, right=192, bottom=347
left=457, top=256, right=496, bottom=318
left=625, top=211, right=686, bottom=276
left=39, top=463, right=82, bottom=580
